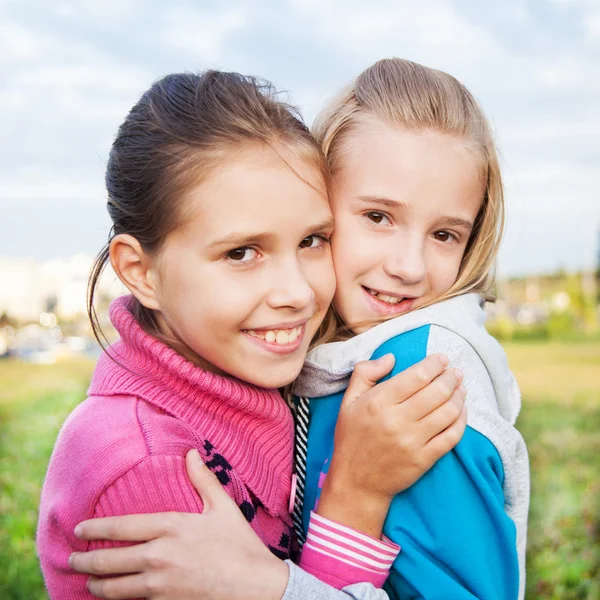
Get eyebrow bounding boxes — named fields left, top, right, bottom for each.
left=208, top=217, right=335, bottom=249
left=438, top=216, right=474, bottom=231
left=355, top=195, right=408, bottom=210
left=355, top=195, right=474, bottom=230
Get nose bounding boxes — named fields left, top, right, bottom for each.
left=266, top=258, right=315, bottom=311
left=383, top=235, right=427, bottom=284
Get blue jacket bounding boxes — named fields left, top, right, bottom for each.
left=294, top=295, right=529, bottom=599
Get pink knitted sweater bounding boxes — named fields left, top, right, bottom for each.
left=37, top=296, right=295, bottom=599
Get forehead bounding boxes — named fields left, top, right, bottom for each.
left=334, top=116, right=484, bottom=210
left=178, top=144, right=331, bottom=239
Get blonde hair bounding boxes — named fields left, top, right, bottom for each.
left=312, top=58, right=505, bottom=345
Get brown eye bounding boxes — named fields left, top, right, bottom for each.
left=299, top=235, right=327, bottom=249
left=227, top=247, right=257, bottom=262
left=433, top=231, right=455, bottom=242
left=367, top=211, right=389, bottom=225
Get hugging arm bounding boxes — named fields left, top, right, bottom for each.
left=52, top=454, right=209, bottom=600
left=71, top=354, right=466, bottom=599
left=298, top=354, right=467, bottom=589
left=72, top=450, right=387, bottom=600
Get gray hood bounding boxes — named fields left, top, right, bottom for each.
left=294, top=294, right=521, bottom=425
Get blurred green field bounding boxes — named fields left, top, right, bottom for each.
left=0, top=342, right=599, bottom=599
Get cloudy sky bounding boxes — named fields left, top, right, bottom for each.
left=2, top=0, right=599, bottom=276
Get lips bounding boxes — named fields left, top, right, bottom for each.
left=364, top=287, right=415, bottom=305
left=362, top=286, right=417, bottom=316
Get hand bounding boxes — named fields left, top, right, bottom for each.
left=318, top=354, right=467, bottom=537
left=69, top=450, right=289, bottom=600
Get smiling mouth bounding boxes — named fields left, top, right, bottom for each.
left=364, top=287, right=415, bottom=306
left=243, top=325, right=303, bottom=345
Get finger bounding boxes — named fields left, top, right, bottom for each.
left=75, top=514, right=171, bottom=542
left=375, top=354, right=451, bottom=407
left=185, top=449, right=234, bottom=512
left=69, top=546, right=146, bottom=576
left=341, top=354, right=395, bottom=408
left=402, top=370, right=463, bottom=421
left=87, top=573, right=155, bottom=599
left=419, top=387, right=466, bottom=441
left=423, top=405, right=468, bottom=461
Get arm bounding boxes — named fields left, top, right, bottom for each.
left=299, top=512, right=400, bottom=589
left=299, top=354, right=466, bottom=589
left=383, top=424, right=524, bottom=600
left=70, top=356, right=467, bottom=598
left=72, top=450, right=387, bottom=600
left=376, top=327, right=529, bottom=600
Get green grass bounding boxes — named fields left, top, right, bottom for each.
left=504, top=342, right=600, bottom=599
left=0, top=343, right=599, bottom=599
left=0, top=359, right=94, bottom=600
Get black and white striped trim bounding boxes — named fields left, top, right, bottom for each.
left=293, top=396, right=310, bottom=548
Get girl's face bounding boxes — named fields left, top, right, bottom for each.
left=330, top=115, right=484, bottom=333
left=151, top=144, right=335, bottom=388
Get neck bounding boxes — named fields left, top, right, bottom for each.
left=152, top=310, right=227, bottom=377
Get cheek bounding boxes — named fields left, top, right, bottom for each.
left=175, top=267, right=252, bottom=328
left=331, top=220, right=369, bottom=283
left=306, top=255, right=336, bottom=308
left=430, top=253, right=462, bottom=293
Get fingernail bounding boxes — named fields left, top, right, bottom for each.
left=68, top=553, right=75, bottom=567
left=188, top=448, right=203, bottom=463
left=438, top=354, right=449, bottom=367
left=74, top=524, right=82, bottom=538
left=459, top=385, right=467, bottom=395
left=453, top=369, right=463, bottom=383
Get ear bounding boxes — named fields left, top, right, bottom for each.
left=109, top=234, right=161, bottom=310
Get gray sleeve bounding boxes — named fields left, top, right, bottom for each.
left=427, top=324, right=530, bottom=600
left=282, top=562, right=390, bottom=600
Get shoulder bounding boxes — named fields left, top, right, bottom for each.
left=55, top=394, right=200, bottom=472
left=370, top=324, right=432, bottom=368
left=40, top=394, right=205, bottom=530
left=44, top=395, right=150, bottom=497
left=427, top=326, right=496, bottom=405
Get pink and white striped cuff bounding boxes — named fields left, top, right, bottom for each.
left=299, top=511, right=400, bottom=589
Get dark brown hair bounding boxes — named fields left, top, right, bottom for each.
left=88, top=70, right=328, bottom=350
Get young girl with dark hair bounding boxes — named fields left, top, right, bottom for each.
left=37, top=70, right=466, bottom=599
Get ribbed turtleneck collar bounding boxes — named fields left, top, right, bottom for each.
left=88, top=296, right=294, bottom=515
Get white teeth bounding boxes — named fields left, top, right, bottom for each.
left=369, top=289, right=403, bottom=305
left=276, top=330, right=289, bottom=344
left=246, top=326, right=302, bottom=344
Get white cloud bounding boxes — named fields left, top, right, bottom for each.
left=0, top=0, right=597, bottom=274
left=0, top=22, right=55, bottom=62
left=502, top=118, right=600, bottom=143
left=14, top=63, right=150, bottom=92
left=536, top=57, right=600, bottom=92
left=290, top=0, right=502, bottom=67
left=583, top=10, right=600, bottom=41
left=0, top=181, right=105, bottom=201
left=162, top=7, right=248, bottom=63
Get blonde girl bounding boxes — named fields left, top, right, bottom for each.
left=295, top=57, right=529, bottom=600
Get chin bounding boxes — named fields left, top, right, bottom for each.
left=243, top=364, right=302, bottom=390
